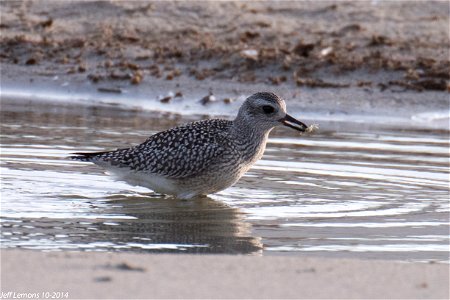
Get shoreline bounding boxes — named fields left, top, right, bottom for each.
left=1, top=73, right=449, bottom=132
left=2, top=249, right=449, bottom=299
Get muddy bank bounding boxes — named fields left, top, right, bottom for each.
left=1, top=1, right=449, bottom=93
left=1, top=1, right=449, bottom=89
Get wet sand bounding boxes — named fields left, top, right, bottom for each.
left=2, top=249, right=449, bottom=299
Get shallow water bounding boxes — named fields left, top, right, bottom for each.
left=1, top=99, right=449, bottom=261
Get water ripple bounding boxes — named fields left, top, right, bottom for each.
left=0, top=99, right=448, bottom=261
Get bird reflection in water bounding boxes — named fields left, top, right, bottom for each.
left=67, top=193, right=263, bottom=254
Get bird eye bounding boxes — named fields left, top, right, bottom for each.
left=262, top=105, right=275, bottom=114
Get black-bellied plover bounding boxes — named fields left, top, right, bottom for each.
left=71, top=92, right=310, bottom=199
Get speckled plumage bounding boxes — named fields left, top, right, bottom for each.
left=77, top=119, right=238, bottom=178
left=71, top=92, right=308, bottom=199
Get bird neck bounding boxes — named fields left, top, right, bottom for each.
left=232, top=114, right=271, bottom=138
left=231, top=117, right=272, bottom=162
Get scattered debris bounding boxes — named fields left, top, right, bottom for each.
left=269, top=75, right=287, bottom=85
left=124, top=3, right=154, bottom=14
left=104, top=60, right=113, bottom=68
left=255, top=21, right=271, bottom=28
left=387, top=79, right=448, bottom=92
left=124, top=62, right=139, bottom=71
left=377, top=82, right=388, bottom=92
left=415, top=79, right=448, bottom=91
left=357, top=81, right=372, bottom=87
left=189, top=68, right=215, bottom=80
left=160, top=95, right=172, bottom=103
left=135, top=55, right=151, bottom=61
left=166, top=69, right=181, bottom=80
left=335, top=23, right=362, bottom=36
left=240, top=49, right=259, bottom=61
left=240, top=31, right=260, bottom=42
left=117, top=34, right=140, bottom=43
left=68, top=38, right=86, bottom=48
left=99, top=262, right=146, bottom=272
left=159, top=91, right=175, bottom=103
left=114, top=262, right=145, bottom=272
left=296, top=78, right=350, bottom=88
left=39, top=18, right=53, bottom=28
left=130, top=71, right=143, bottom=84
left=423, top=68, right=449, bottom=79
left=238, top=72, right=256, bottom=83
left=199, top=92, right=216, bottom=105
left=88, top=73, right=103, bottom=83
left=404, top=69, right=420, bottom=80
left=223, top=97, right=234, bottom=104
left=97, top=87, right=122, bottom=94
left=320, top=46, right=333, bottom=57
left=292, top=41, right=315, bottom=57
left=368, top=34, right=393, bottom=46
left=416, top=57, right=435, bottom=69
left=78, top=63, right=87, bottom=73
left=110, top=71, right=132, bottom=80
left=417, top=282, right=428, bottom=289
left=25, top=57, right=37, bottom=65
left=296, top=267, right=316, bottom=274
left=149, top=65, right=161, bottom=78
left=94, top=276, right=112, bottom=283
left=174, top=91, right=183, bottom=98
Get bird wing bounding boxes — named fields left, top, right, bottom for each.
left=78, top=119, right=235, bottom=179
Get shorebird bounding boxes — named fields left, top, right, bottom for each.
left=71, top=92, right=310, bottom=199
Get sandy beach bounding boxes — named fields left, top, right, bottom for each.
left=2, top=249, right=449, bottom=299
left=1, top=1, right=449, bottom=299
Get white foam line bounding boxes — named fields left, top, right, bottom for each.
left=253, top=160, right=449, bottom=188
left=280, top=221, right=450, bottom=228
left=268, top=138, right=449, bottom=155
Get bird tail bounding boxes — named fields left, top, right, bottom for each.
left=69, top=151, right=110, bottom=162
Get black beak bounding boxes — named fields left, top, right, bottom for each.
left=279, top=114, right=308, bottom=132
